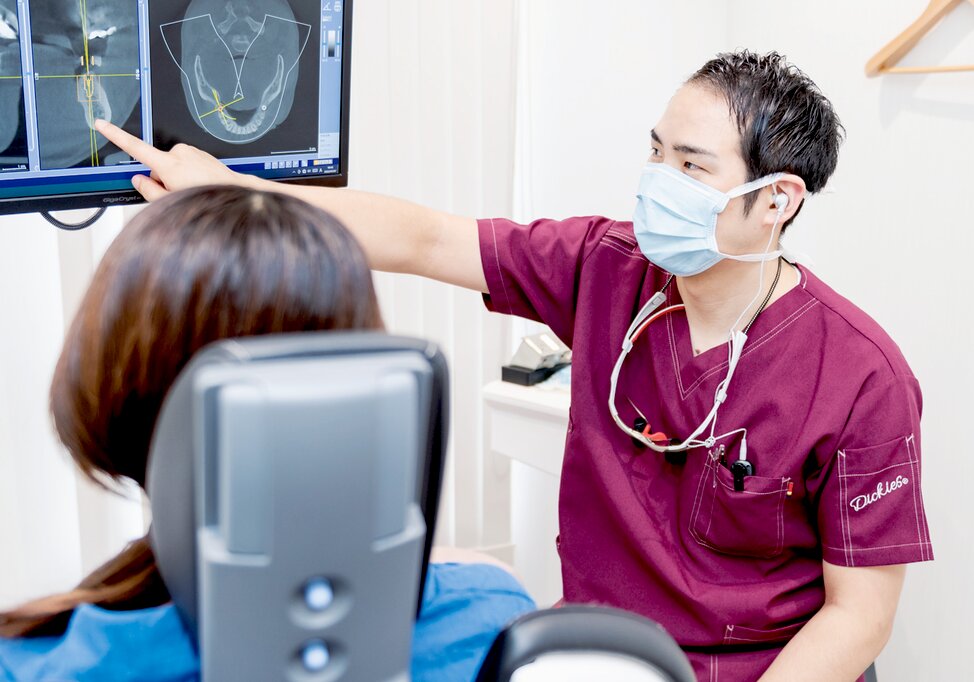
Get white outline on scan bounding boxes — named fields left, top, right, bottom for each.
left=159, top=13, right=311, bottom=144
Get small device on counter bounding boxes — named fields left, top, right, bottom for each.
left=502, top=332, right=571, bottom=386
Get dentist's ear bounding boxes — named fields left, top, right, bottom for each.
left=766, top=175, right=806, bottom=226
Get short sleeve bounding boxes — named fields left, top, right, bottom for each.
left=812, top=376, right=933, bottom=567
left=478, top=216, right=616, bottom=346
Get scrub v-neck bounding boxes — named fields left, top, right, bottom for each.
left=666, top=264, right=810, bottom=399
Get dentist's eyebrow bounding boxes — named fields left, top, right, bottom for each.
left=651, top=129, right=717, bottom=158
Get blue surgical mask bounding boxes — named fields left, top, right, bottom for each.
left=633, top=164, right=784, bottom=277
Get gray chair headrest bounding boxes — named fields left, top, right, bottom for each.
left=146, top=332, right=448, bottom=681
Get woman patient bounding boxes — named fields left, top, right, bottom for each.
left=0, top=186, right=535, bottom=682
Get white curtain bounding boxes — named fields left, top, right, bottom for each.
left=348, top=0, right=520, bottom=550
left=0, top=210, right=140, bottom=610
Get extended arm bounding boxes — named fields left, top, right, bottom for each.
left=94, top=120, right=487, bottom=292
left=758, top=561, right=905, bottom=681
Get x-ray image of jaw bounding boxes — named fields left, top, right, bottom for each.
left=0, top=0, right=27, bottom=168
left=160, top=0, right=311, bottom=144
left=28, top=0, right=141, bottom=169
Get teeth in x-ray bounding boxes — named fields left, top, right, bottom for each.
left=0, top=8, right=17, bottom=40
left=77, top=73, right=112, bottom=131
left=194, top=53, right=285, bottom=139
left=88, top=26, right=117, bottom=40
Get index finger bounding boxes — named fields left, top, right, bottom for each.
left=94, top=119, right=169, bottom=170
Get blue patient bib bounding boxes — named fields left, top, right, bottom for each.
left=0, top=603, right=197, bottom=682
left=0, top=563, right=535, bottom=682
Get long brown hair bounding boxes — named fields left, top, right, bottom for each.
left=0, top=186, right=382, bottom=637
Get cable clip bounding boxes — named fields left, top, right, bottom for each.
left=715, top=383, right=729, bottom=405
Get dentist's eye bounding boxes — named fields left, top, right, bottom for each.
left=649, top=147, right=662, bottom=161
left=684, top=161, right=703, bottom=172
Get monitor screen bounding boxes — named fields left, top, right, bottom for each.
left=0, top=0, right=351, bottom=215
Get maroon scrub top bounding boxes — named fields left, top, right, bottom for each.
left=479, top=216, right=933, bottom=681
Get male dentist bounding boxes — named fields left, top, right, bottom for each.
left=97, top=51, right=932, bottom=681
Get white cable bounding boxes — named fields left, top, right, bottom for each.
left=730, top=202, right=784, bottom=334
left=609, top=192, right=786, bottom=455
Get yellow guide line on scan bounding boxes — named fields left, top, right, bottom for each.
left=37, top=73, right=138, bottom=79
left=78, top=0, right=100, bottom=166
left=200, top=90, right=243, bottom=121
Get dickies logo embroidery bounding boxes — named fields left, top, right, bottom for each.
left=849, top=475, right=910, bottom=512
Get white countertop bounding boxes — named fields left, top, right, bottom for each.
left=482, top=380, right=570, bottom=419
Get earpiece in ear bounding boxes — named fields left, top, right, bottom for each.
left=773, top=193, right=789, bottom=212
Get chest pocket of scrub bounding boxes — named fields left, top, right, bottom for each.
left=689, top=455, right=790, bottom=559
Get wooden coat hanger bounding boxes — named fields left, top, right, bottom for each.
left=866, top=0, right=974, bottom=76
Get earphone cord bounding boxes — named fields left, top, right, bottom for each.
left=743, top=256, right=783, bottom=335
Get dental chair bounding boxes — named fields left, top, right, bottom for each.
left=143, top=330, right=786, bottom=682
left=147, top=332, right=448, bottom=681
left=477, top=606, right=696, bottom=682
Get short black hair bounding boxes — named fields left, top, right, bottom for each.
left=687, top=50, right=844, bottom=230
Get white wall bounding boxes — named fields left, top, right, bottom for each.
left=726, top=2, right=974, bottom=677
left=514, top=0, right=730, bottom=222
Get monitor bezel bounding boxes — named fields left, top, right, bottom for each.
left=0, top=0, right=354, bottom=217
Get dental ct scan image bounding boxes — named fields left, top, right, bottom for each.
left=150, top=0, right=318, bottom=157
left=0, top=0, right=28, bottom=172
left=28, top=0, right=143, bottom=170
left=0, top=0, right=346, bottom=214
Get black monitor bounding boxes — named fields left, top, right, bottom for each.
left=0, top=0, right=352, bottom=216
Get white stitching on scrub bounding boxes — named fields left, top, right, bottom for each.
left=688, top=456, right=712, bottom=547
left=778, top=478, right=785, bottom=554
left=666, top=309, right=688, bottom=398
left=690, top=458, right=786, bottom=557
left=681, top=299, right=820, bottom=398
left=838, top=460, right=913, bottom=477
left=599, top=241, right=646, bottom=260
left=904, top=433, right=926, bottom=559
left=824, top=541, right=933, bottom=551
left=844, top=453, right=856, bottom=566
left=837, top=451, right=853, bottom=566
left=703, top=460, right=719, bottom=538
left=910, top=435, right=933, bottom=560
left=603, top=229, right=639, bottom=248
